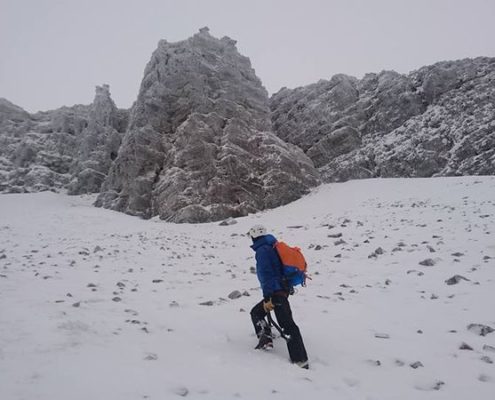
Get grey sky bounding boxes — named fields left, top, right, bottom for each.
left=1, top=0, right=494, bottom=113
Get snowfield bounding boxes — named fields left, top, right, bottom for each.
left=1, top=176, right=494, bottom=400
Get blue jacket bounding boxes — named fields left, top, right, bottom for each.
left=251, top=234, right=284, bottom=298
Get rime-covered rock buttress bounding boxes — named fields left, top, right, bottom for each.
left=95, top=28, right=319, bottom=222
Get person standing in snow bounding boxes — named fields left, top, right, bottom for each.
left=248, top=224, right=309, bottom=369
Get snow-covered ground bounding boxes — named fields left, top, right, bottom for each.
left=1, top=177, right=494, bottom=400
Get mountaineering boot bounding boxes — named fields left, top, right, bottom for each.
left=255, top=334, right=273, bottom=350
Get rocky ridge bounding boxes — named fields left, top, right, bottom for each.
left=270, top=57, right=495, bottom=181
left=1, top=29, right=494, bottom=222
left=0, top=86, right=127, bottom=194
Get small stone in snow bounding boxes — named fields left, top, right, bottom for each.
left=427, top=245, right=436, bottom=253
left=481, top=355, right=493, bottom=364
left=152, top=279, right=163, bottom=283
left=72, top=302, right=81, bottom=308
left=467, top=323, right=494, bottom=336
left=228, top=290, right=242, bottom=300
left=112, top=297, right=122, bottom=302
left=483, top=344, right=495, bottom=352
left=460, top=342, right=474, bottom=350
left=174, top=387, right=189, bottom=397
left=410, top=361, right=424, bottom=369
left=219, top=218, right=237, bottom=226
left=374, top=333, right=390, bottom=339
left=93, top=246, right=103, bottom=253
left=144, top=353, right=158, bottom=361
left=199, top=301, right=214, bottom=306
left=314, top=245, right=322, bottom=251
left=419, top=258, right=436, bottom=266
left=445, top=275, right=470, bottom=285
left=451, top=252, right=464, bottom=257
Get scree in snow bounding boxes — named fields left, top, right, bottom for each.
left=0, top=176, right=494, bottom=399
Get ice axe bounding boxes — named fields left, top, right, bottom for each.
left=267, top=311, right=291, bottom=342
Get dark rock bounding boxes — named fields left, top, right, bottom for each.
left=459, top=342, right=474, bottom=350
left=374, top=333, right=390, bottom=339
left=467, top=323, right=494, bottom=336
left=445, top=275, right=470, bottom=285
left=228, top=290, right=242, bottom=300
left=419, top=258, right=436, bottom=266
left=410, top=361, right=424, bottom=369
left=427, top=245, right=436, bottom=253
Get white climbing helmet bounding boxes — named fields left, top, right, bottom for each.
left=248, top=224, right=267, bottom=239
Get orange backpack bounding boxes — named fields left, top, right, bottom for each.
left=274, top=241, right=308, bottom=287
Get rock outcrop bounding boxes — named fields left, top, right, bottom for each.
left=0, top=87, right=127, bottom=194
left=96, top=28, right=319, bottom=222
left=270, top=57, right=495, bottom=181
left=68, top=85, right=126, bottom=194
left=1, top=29, right=493, bottom=223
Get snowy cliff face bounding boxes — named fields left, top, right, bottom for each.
left=0, top=87, right=127, bottom=194
left=95, top=28, right=319, bottom=222
left=68, top=85, right=126, bottom=195
left=270, top=57, right=495, bottom=181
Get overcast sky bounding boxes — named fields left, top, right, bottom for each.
left=1, top=0, right=495, bottom=113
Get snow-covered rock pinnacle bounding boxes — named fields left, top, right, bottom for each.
left=0, top=86, right=127, bottom=194
left=96, top=28, right=319, bottom=222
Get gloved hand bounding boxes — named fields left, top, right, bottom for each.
left=263, top=298, right=275, bottom=312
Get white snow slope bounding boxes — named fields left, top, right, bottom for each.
left=1, top=177, right=494, bottom=400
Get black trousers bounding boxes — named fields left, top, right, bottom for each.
left=250, top=294, right=308, bottom=363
